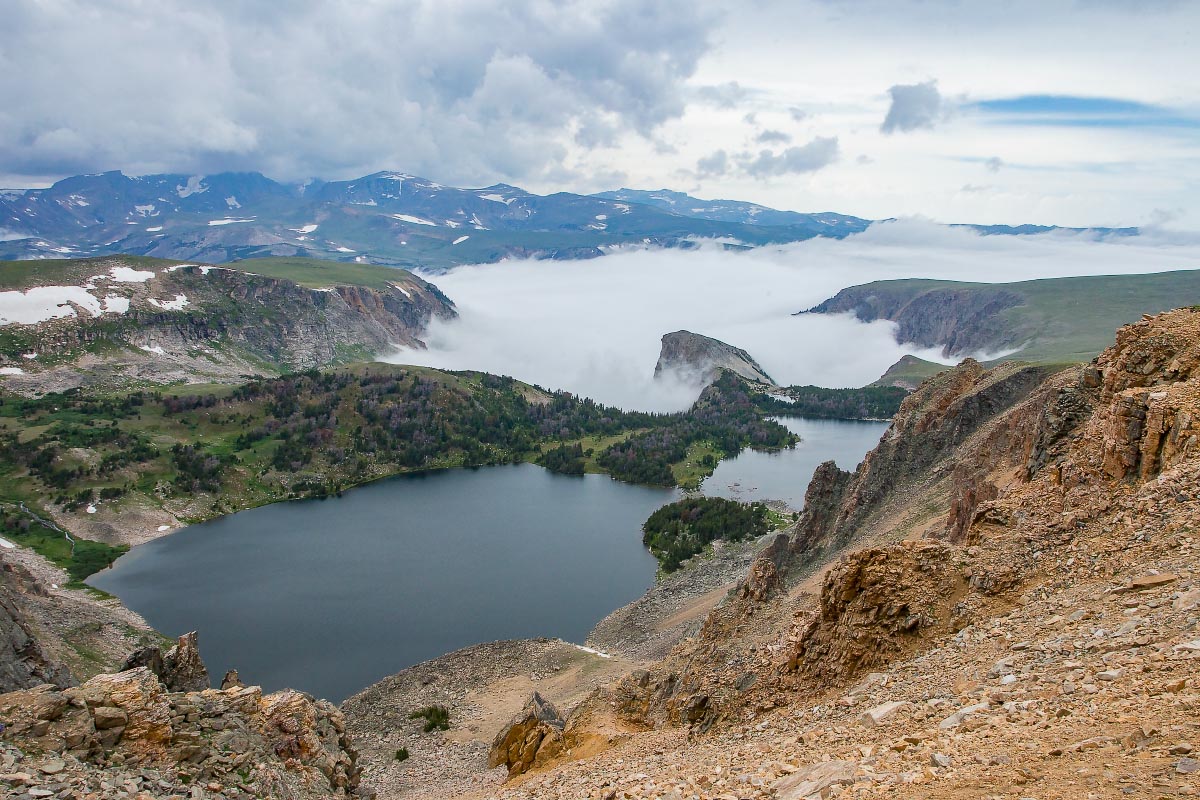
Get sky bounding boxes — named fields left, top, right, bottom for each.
left=2, top=0, right=1198, bottom=228
left=386, top=222, right=1200, bottom=411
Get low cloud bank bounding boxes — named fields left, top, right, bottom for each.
left=385, top=221, right=1200, bottom=411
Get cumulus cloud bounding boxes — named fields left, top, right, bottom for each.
left=880, top=80, right=943, bottom=134
left=756, top=129, right=792, bottom=144
left=696, top=150, right=730, bottom=177
left=0, top=0, right=718, bottom=185
left=739, top=137, right=839, bottom=177
left=693, top=81, right=754, bottom=109
left=385, top=222, right=1200, bottom=411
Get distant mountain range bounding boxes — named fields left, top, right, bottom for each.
left=0, top=171, right=1138, bottom=271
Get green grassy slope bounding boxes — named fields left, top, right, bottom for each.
left=229, top=257, right=417, bottom=290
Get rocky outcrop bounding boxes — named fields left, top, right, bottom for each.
left=0, top=665, right=369, bottom=799
left=786, top=543, right=969, bottom=688
left=654, top=330, right=774, bottom=386
left=488, top=692, right=567, bottom=777
left=802, top=280, right=1025, bottom=357
left=0, top=564, right=72, bottom=692
left=789, top=358, right=1056, bottom=563
left=1089, top=313, right=1200, bottom=480
left=122, top=631, right=210, bottom=693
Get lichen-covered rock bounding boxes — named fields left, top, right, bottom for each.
left=0, top=665, right=370, bottom=799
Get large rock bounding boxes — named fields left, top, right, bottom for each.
left=488, top=692, right=567, bottom=777
left=654, top=330, right=775, bottom=387
left=122, top=630, right=210, bottom=692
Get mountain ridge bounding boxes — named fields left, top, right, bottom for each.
left=1, top=170, right=1138, bottom=271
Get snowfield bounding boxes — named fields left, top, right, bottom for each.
left=0, top=286, right=111, bottom=324
left=391, top=214, right=437, bottom=226
left=107, top=266, right=155, bottom=282
left=148, top=294, right=189, bottom=310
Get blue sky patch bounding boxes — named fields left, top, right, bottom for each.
left=971, top=94, right=1199, bottom=129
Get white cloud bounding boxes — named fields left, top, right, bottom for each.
left=880, top=81, right=943, bottom=134
left=0, top=0, right=717, bottom=186
left=385, top=221, right=1200, bottom=411
left=739, top=137, right=840, bottom=177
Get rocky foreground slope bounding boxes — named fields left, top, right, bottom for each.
left=450, top=308, right=1200, bottom=799
left=0, top=256, right=455, bottom=394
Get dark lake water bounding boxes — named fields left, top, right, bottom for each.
left=90, top=464, right=676, bottom=703
left=89, top=417, right=889, bottom=704
left=702, top=417, right=890, bottom=509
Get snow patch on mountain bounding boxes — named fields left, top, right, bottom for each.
left=148, top=294, right=189, bottom=311
left=392, top=214, right=437, bottom=226
left=176, top=176, right=208, bottom=198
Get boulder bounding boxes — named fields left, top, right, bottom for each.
left=771, top=760, right=857, bottom=800
left=488, top=692, right=566, bottom=777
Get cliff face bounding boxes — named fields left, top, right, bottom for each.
left=790, top=357, right=1057, bottom=562
left=803, top=282, right=1025, bottom=357
left=654, top=330, right=774, bottom=386
left=0, top=257, right=456, bottom=394
left=0, top=563, right=73, bottom=693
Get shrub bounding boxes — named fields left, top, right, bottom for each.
left=394, top=747, right=410, bottom=762
left=408, top=705, right=450, bottom=732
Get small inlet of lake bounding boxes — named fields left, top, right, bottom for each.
left=703, top=417, right=889, bottom=509
left=90, top=417, right=888, bottom=703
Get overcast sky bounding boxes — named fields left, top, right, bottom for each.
left=2, top=0, right=1197, bottom=227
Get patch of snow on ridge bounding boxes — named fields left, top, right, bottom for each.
left=478, top=193, right=515, bottom=205
left=569, top=643, right=612, bottom=659
left=102, top=296, right=130, bottom=314
left=225, top=196, right=240, bottom=209
left=391, top=214, right=437, bottom=226
left=290, top=224, right=319, bottom=233
left=0, top=367, right=24, bottom=375
left=0, top=286, right=102, bottom=324
left=139, top=344, right=166, bottom=355
left=176, top=175, right=207, bottom=197
left=108, top=266, right=155, bottom=282
left=148, top=294, right=189, bottom=310
left=452, top=235, right=470, bottom=245
left=208, top=217, right=254, bottom=226
left=334, top=246, right=355, bottom=253
left=146, top=226, right=163, bottom=232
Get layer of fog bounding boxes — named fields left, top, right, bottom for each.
left=385, top=220, right=1200, bottom=411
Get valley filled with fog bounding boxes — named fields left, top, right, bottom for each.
left=387, top=221, right=1200, bottom=410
